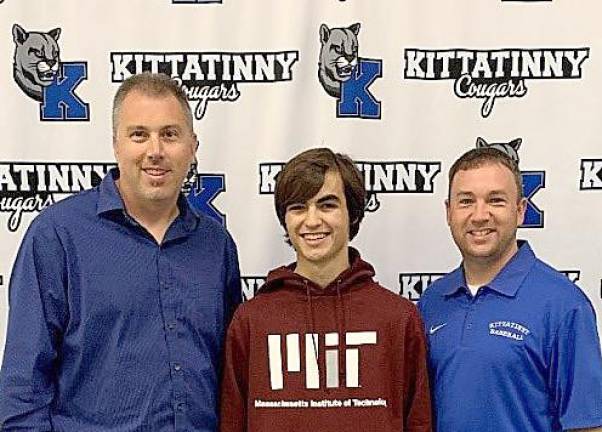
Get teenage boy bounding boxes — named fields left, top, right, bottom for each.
left=220, top=148, right=431, bottom=432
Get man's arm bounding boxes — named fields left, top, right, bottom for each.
left=551, top=303, right=602, bottom=432
left=0, top=218, right=67, bottom=430
left=223, top=233, right=242, bottom=324
left=569, top=428, right=602, bottom=432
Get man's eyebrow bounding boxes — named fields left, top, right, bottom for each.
left=160, top=124, right=183, bottom=131
left=125, top=125, right=148, bottom=131
left=453, top=190, right=510, bottom=197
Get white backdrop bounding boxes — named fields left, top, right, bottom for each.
left=1, top=0, right=602, bottom=356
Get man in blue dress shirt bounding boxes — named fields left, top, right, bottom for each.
left=0, top=73, right=242, bottom=431
left=418, top=147, right=602, bottom=432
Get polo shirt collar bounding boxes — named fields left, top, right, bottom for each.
left=444, top=240, right=536, bottom=298
left=96, top=168, right=200, bottom=232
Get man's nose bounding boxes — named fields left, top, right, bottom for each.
left=472, top=200, right=490, bottom=222
left=146, top=135, right=165, bottom=160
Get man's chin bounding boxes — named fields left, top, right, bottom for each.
left=140, top=187, right=177, bottom=203
left=463, top=245, right=497, bottom=260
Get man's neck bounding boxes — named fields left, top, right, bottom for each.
left=463, top=243, right=519, bottom=286
left=294, top=253, right=350, bottom=289
left=117, top=184, right=180, bottom=244
left=129, top=203, right=179, bottom=244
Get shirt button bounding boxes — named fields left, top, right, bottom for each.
left=176, top=403, right=185, bottom=412
left=467, top=323, right=473, bottom=329
left=167, top=322, right=176, bottom=331
left=174, top=363, right=182, bottom=372
left=161, top=282, right=168, bottom=290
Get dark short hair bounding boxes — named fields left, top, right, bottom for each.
left=448, top=147, right=523, bottom=200
left=275, top=147, right=366, bottom=241
left=112, top=72, right=193, bottom=137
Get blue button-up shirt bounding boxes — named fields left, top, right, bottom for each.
left=418, top=241, right=602, bottom=432
left=0, top=169, right=242, bottom=431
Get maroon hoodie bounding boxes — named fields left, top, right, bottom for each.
left=220, top=248, right=432, bottom=432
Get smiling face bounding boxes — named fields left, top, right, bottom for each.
left=113, top=90, right=196, bottom=212
left=285, top=170, right=350, bottom=277
left=447, top=162, right=526, bottom=270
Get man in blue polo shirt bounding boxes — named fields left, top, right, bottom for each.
left=418, top=147, right=602, bottom=432
left=0, top=73, right=241, bottom=431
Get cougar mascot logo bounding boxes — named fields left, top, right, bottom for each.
left=476, top=136, right=522, bottom=164
left=12, top=24, right=61, bottom=102
left=318, top=23, right=360, bottom=98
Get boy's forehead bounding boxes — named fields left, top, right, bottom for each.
left=309, top=171, right=345, bottom=200
left=289, top=170, right=346, bottom=204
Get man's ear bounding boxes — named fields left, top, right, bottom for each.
left=516, top=197, right=527, bottom=226
left=445, top=198, right=451, bottom=226
left=112, top=135, right=119, bottom=156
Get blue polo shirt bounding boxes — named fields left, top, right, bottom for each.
left=0, top=169, right=242, bottom=432
left=418, top=241, right=602, bottom=432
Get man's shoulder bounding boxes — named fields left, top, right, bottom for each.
left=526, top=257, right=592, bottom=308
left=419, top=269, right=459, bottom=303
left=191, top=210, right=234, bottom=242
left=29, top=187, right=99, bottom=232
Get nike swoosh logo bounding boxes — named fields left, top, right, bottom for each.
left=429, top=323, right=447, bottom=335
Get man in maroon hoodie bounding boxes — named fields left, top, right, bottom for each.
left=220, top=148, right=432, bottom=432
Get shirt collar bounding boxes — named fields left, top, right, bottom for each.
left=96, top=168, right=200, bottom=232
left=175, top=194, right=200, bottom=232
left=444, top=240, right=536, bottom=298
left=96, top=168, right=125, bottom=215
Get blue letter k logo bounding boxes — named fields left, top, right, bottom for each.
left=337, top=59, right=382, bottom=119
left=521, top=171, right=545, bottom=228
left=187, top=174, right=227, bottom=226
left=41, top=62, right=90, bottom=121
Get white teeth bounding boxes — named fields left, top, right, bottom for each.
left=144, top=169, right=167, bottom=176
left=471, top=229, right=493, bottom=236
left=302, top=233, right=327, bottom=240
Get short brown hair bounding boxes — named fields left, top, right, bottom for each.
left=448, top=147, right=523, bottom=200
left=112, top=72, right=193, bottom=138
left=275, top=148, right=366, bottom=241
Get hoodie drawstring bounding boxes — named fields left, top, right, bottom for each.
left=304, top=278, right=353, bottom=389
left=305, top=281, right=320, bottom=384
left=335, top=281, right=348, bottom=386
